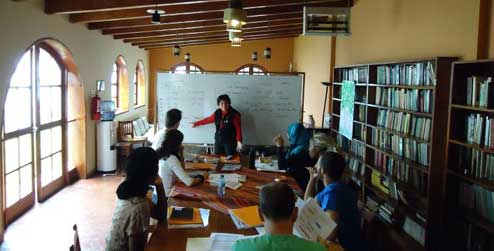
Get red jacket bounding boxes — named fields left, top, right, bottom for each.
left=193, top=110, right=242, bottom=142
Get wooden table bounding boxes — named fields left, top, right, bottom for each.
left=145, top=167, right=301, bottom=251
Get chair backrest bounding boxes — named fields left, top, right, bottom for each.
left=118, top=121, right=134, bottom=140
left=69, top=224, right=81, bottom=251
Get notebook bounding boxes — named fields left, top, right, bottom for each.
left=167, top=207, right=203, bottom=225
left=228, top=206, right=264, bottom=229
left=170, top=207, right=193, bottom=220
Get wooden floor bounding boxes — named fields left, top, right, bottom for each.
left=0, top=175, right=121, bottom=251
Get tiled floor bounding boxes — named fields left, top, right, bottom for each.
left=0, top=175, right=121, bottom=251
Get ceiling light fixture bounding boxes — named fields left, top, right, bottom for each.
left=229, top=32, right=243, bottom=47
left=223, top=0, right=247, bottom=32
left=252, top=52, right=258, bottom=61
left=264, top=47, right=271, bottom=59
left=147, top=1, right=165, bottom=24
left=185, top=53, right=191, bottom=62
left=173, top=45, right=181, bottom=56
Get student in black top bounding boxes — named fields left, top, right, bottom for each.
left=192, top=94, right=243, bottom=155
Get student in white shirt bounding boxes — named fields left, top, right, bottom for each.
left=156, top=129, right=203, bottom=196
left=152, top=108, right=182, bottom=150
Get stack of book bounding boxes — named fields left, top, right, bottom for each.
left=465, top=114, right=494, bottom=148
left=340, top=67, right=368, bottom=83
left=377, top=110, right=431, bottom=141
left=351, top=141, right=365, bottom=158
left=458, top=182, right=494, bottom=223
left=377, top=202, right=397, bottom=224
left=375, top=88, right=433, bottom=113
left=376, top=62, right=435, bottom=86
left=365, top=195, right=380, bottom=212
left=466, top=76, right=494, bottom=108
left=167, top=206, right=210, bottom=229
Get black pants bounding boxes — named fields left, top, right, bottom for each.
left=214, top=142, right=236, bottom=155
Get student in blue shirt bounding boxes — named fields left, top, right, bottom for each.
left=304, top=152, right=367, bottom=251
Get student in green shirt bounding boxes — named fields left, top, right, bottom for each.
left=232, top=182, right=327, bottom=251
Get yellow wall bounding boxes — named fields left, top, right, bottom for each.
left=336, top=0, right=480, bottom=66
left=293, top=36, right=333, bottom=126
left=148, top=38, right=294, bottom=121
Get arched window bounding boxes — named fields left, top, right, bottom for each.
left=170, top=62, right=204, bottom=74
left=112, top=55, right=129, bottom=112
left=135, top=60, right=146, bottom=107
left=235, top=64, right=268, bottom=75
left=2, top=39, right=86, bottom=224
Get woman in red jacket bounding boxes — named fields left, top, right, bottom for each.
left=192, top=94, right=243, bottom=155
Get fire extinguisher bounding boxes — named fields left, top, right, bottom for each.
left=91, top=93, right=101, bottom=120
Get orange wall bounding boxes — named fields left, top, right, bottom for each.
left=335, top=0, right=480, bottom=66
left=148, top=37, right=294, bottom=121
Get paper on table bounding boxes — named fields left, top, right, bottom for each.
left=255, top=160, right=285, bottom=173
left=208, top=233, right=244, bottom=251
left=186, top=237, right=211, bottom=251
left=209, top=173, right=247, bottom=183
left=293, top=198, right=337, bottom=242
left=255, top=227, right=265, bottom=235
left=221, top=164, right=242, bottom=171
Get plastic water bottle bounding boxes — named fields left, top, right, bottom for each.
left=217, top=174, right=226, bottom=197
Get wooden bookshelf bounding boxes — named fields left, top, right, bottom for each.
left=444, top=60, right=494, bottom=251
left=331, top=57, right=457, bottom=251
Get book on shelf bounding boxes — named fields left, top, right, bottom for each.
left=455, top=221, right=494, bottom=251
left=458, top=182, right=494, bottom=223
left=371, top=127, right=430, bottom=166
left=377, top=110, right=431, bottom=141
left=375, top=87, right=433, bottom=113
left=403, top=216, right=425, bottom=246
left=466, top=76, right=494, bottom=108
left=356, top=105, right=366, bottom=122
left=466, top=114, right=494, bottom=148
left=348, top=158, right=365, bottom=178
left=351, top=141, right=365, bottom=159
left=376, top=61, right=435, bottom=86
left=456, top=146, right=494, bottom=180
left=339, top=67, right=368, bottom=83
left=353, top=123, right=366, bottom=142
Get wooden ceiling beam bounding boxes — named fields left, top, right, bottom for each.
left=115, top=22, right=302, bottom=40
left=131, top=29, right=302, bottom=46
left=69, top=0, right=343, bottom=23
left=45, top=0, right=224, bottom=14
left=142, top=34, right=300, bottom=50
left=87, top=1, right=346, bottom=30
left=102, top=14, right=302, bottom=35
left=123, top=24, right=300, bottom=43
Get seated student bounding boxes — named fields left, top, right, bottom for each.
left=304, top=152, right=367, bottom=251
left=233, top=182, right=326, bottom=251
left=156, top=129, right=203, bottom=196
left=273, top=123, right=316, bottom=190
left=152, top=108, right=182, bottom=150
left=106, top=147, right=159, bottom=251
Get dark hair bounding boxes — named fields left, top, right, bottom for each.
left=217, top=94, right=231, bottom=105
left=116, top=147, right=159, bottom=199
left=166, top=109, right=182, bottom=128
left=259, top=182, right=295, bottom=221
left=157, top=129, right=184, bottom=160
left=125, top=147, right=159, bottom=182
left=319, top=151, right=346, bottom=180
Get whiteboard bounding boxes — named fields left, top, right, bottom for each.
left=156, top=73, right=303, bottom=145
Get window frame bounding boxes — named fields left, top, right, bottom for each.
left=235, top=64, right=268, bottom=75
left=170, top=62, right=205, bottom=74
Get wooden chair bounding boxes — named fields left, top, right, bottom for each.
left=69, top=224, right=81, bottom=251
left=116, top=121, right=146, bottom=170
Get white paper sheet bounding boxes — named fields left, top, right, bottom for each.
left=255, top=160, right=286, bottom=173
left=293, top=198, right=337, bottom=242
left=186, top=237, right=211, bottom=251
left=208, top=233, right=244, bottom=251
